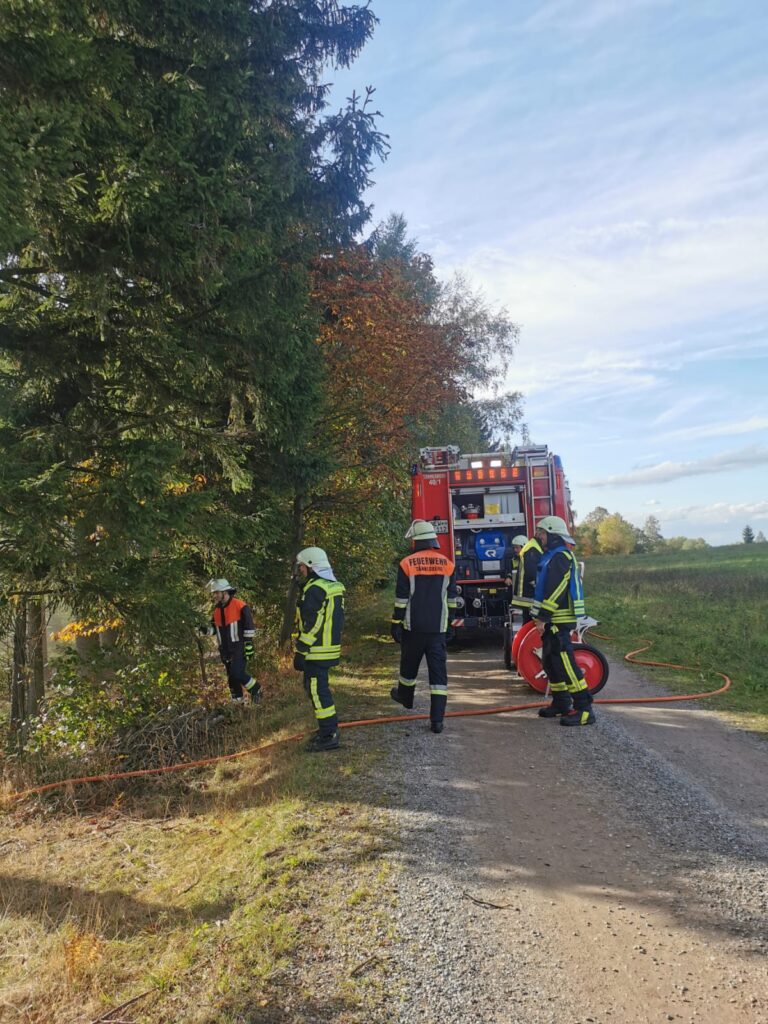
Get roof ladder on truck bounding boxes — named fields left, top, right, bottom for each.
left=520, top=445, right=556, bottom=527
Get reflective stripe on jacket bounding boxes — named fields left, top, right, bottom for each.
left=212, top=597, right=256, bottom=656
left=294, top=575, right=346, bottom=663
left=392, top=550, right=457, bottom=634
left=531, top=546, right=585, bottom=625
left=510, top=538, right=543, bottom=607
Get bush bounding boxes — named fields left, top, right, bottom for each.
left=27, top=650, right=204, bottom=758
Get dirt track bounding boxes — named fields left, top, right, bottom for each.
left=381, top=640, right=768, bottom=1024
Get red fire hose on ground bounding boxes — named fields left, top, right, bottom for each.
left=1, top=640, right=732, bottom=807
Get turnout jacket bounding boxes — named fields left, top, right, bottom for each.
left=294, top=574, right=346, bottom=665
left=393, top=548, right=457, bottom=634
left=531, top=545, right=585, bottom=626
left=210, top=597, right=256, bottom=659
left=510, top=538, right=543, bottom=607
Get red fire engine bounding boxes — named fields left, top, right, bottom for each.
left=410, top=444, right=609, bottom=694
left=411, top=443, right=573, bottom=626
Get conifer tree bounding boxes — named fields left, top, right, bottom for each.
left=0, top=1, right=385, bottom=728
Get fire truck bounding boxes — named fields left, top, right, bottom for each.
left=410, top=444, right=609, bottom=694
left=411, top=444, right=574, bottom=630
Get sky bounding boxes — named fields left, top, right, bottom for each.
left=330, top=0, right=768, bottom=546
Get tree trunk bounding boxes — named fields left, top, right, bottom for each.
left=195, top=635, right=209, bottom=689
left=26, top=599, right=46, bottom=723
left=279, top=491, right=306, bottom=645
left=10, top=600, right=27, bottom=740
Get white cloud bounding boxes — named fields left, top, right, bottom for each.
left=586, top=444, right=768, bottom=486
left=656, top=500, right=768, bottom=524
left=467, top=214, right=768, bottom=357
left=651, top=394, right=714, bottom=426
left=660, top=415, right=768, bottom=443
left=523, top=0, right=676, bottom=33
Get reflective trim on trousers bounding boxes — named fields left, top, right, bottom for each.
left=309, top=677, right=337, bottom=720
left=560, top=651, right=587, bottom=692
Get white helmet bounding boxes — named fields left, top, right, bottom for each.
left=405, top=519, right=438, bottom=541
left=295, top=546, right=331, bottom=571
left=512, top=534, right=528, bottom=547
left=536, top=515, right=575, bottom=544
left=208, top=578, right=233, bottom=593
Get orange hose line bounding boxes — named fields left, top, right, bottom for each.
left=2, top=641, right=732, bottom=807
left=2, top=732, right=307, bottom=806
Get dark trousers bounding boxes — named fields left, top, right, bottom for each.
left=303, top=662, right=338, bottom=736
left=396, top=631, right=448, bottom=723
left=222, top=647, right=252, bottom=699
left=541, top=625, right=590, bottom=709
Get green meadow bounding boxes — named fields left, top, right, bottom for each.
left=583, top=543, right=768, bottom=731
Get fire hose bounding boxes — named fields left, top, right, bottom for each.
left=1, top=639, right=731, bottom=806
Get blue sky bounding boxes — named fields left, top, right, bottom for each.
left=330, top=0, right=768, bottom=546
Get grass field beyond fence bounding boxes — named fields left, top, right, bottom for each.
left=583, top=543, right=768, bottom=730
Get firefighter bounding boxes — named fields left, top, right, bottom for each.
left=506, top=533, right=543, bottom=624
left=203, top=579, right=261, bottom=703
left=530, top=516, right=595, bottom=726
left=390, top=520, right=458, bottom=733
left=293, top=547, right=346, bottom=753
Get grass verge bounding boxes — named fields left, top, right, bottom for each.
left=0, top=589, right=401, bottom=1023
left=583, top=544, right=768, bottom=734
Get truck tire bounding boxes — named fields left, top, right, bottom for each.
left=503, top=623, right=514, bottom=671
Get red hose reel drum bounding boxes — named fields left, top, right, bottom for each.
left=514, top=625, right=609, bottom=695
left=511, top=619, right=536, bottom=663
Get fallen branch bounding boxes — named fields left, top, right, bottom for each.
left=176, top=872, right=201, bottom=896
left=350, top=954, right=383, bottom=977
left=462, top=891, right=513, bottom=910
left=88, top=989, right=154, bottom=1023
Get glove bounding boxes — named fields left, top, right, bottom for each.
left=293, top=652, right=305, bottom=672
left=390, top=622, right=403, bottom=644
left=448, top=618, right=464, bottom=641
left=244, top=641, right=254, bottom=660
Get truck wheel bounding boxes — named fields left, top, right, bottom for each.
left=572, top=643, right=609, bottom=695
left=503, top=623, right=513, bottom=671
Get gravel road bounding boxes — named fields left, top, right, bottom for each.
left=371, top=640, right=768, bottom=1024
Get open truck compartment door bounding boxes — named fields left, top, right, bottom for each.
left=411, top=445, right=574, bottom=635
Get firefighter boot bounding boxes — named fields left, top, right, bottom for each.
left=244, top=679, right=262, bottom=704
left=305, top=729, right=340, bottom=752
left=430, top=693, right=447, bottom=734
left=560, top=691, right=596, bottom=727
left=390, top=685, right=414, bottom=710
left=538, top=692, right=572, bottom=718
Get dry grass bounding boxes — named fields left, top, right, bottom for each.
left=0, top=591, right=402, bottom=1023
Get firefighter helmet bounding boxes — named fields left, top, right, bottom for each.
left=295, top=546, right=331, bottom=571
left=208, top=578, right=233, bottom=593
left=405, top=519, right=439, bottom=545
left=512, top=534, right=528, bottom=547
left=535, top=516, right=575, bottom=544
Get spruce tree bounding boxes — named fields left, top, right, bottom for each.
left=0, top=1, right=385, bottom=724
